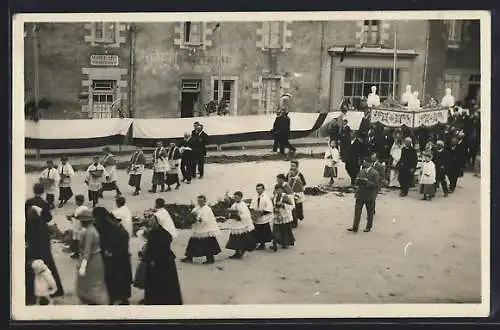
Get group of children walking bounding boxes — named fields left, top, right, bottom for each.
left=178, top=160, right=307, bottom=263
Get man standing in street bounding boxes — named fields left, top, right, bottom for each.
left=180, top=132, right=195, bottom=184
left=191, top=124, right=209, bottom=179
left=398, top=137, right=418, bottom=197
left=271, top=111, right=283, bottom=152
left=347, top=157, right=380, bottom=233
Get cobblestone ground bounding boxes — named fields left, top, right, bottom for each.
left=23, top=159, right=481, bottom=304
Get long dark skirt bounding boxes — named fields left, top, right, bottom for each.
left=152, top=172, right=166, bottom=185
left=185, top=236, right=221, bottom=257
left=253, top=223, right=273, bottom=244
left=128, top=174, right=141, bottom=188
left=226, top=231, right=256, bottom=252
left=166, top=173, right=180, bottom=186
left=145, top=261, right=183, bottom=305
left=102, top=253, right=133, bottom=303
left=58, top=187, right=73, bottom=202
left=273, top=223, right=295, bottom=247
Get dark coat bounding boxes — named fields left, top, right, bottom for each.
left=432, top=149, right=450, bottom=180
left=191, top=131, right=209, bottom=156
left=180, top=138, right=195, bottom=159
left=25, top=196, right=64, bottom=302
left=143, top=227, right=183, bottom=305
left=398, top=146, right=418, bottom=173
left=93, top=208, right=132, bottom=303
left=273, top=114, right=291, bottom=138
left=354, top=167, right=380, bottom=201
left=358, top=116, right=371, bottom=135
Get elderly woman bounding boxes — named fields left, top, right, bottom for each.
left=93, top=207, right=132, bottom=305
left=76, top=209, right=109, bottom=305
left=142, top=198, right=183, bottom=305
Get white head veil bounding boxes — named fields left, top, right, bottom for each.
left=155, top=208, right=178, bottom=238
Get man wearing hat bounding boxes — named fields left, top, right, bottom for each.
left=100, top=147, right=122, bottom=198
left=348, top=157, right=380, bottom=233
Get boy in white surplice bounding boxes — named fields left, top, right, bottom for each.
left=39, top=160, right=60, bottom=209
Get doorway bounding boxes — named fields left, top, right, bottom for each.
left=180, top=79, right=201, bottom=118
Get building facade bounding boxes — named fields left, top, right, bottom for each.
left=24, top=19, right=480, bottom=120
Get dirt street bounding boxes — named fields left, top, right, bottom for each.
left=23, top=159, right=481, bottom=304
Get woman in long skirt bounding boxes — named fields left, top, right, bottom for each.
left=93, top=207, right=133, bottom=305
left=225, top=191, right=256, bottom=259
left=76, top=209, right=109, bottom=305
left=143, top=198, right=183, bottom=305
left=271, top=184, right=295, bottom=251
left=181, top=195, right=221, bottom=264
left=249, top=184, right=274, bottom=250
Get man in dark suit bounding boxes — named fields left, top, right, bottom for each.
left=432, top=140, right=449, bottom=197
left=191, top=124, right=209, bottom=179
left=180, top=132, right=195, bottom=183
left=347, top=157, right=380, bottom=233
left=398, top=137, right=418, bottom=197
left=447, top=136, right=467, bottom=193
left=339, top=119, right=352, bottom=161
left=275, top=110, right=296, bottom=156
left=271, top=111, right=283, bottom=152
left=345, top=133, right=368, bottom=186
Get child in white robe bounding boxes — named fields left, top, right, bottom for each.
left=249, top=184, right=274, bottom=250
left=57, top=156, right=75, bottom=207
left=66, top=194, right=89, bottom=259
left=85, top=156, right=109, bottom=208
left=225, top=191, right=255, bottom=259
left=271, top=184, right=295, bottom=251
left=31, top=259, right=57, bottom=305
left=323, top=139, right=340, bottom=185
left=181, top=195, right=221, bottom=264
left=39, top=160, right=60, bottom=209
left=419, top=151, right=436, bottom=201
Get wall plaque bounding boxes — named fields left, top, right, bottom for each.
left=90, top=54, right=119, bottom=66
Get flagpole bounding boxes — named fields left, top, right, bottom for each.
left=217, top=26, right=223, bottom=114
left=33, top=23, right=41, bottom=160
left=392, top=21, right=397, bottom=99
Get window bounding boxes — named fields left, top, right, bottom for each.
left=262, top=21, right=284, bottom=49
left=363, top=20, right=381, bottom=46
left=93, top=22, right=116, bottom=43
left=182, top=80, right=201, bottom=91
left=184, top=21, right=202, bottom=45
left=447, top=20, right=463, bottom=48
left=90, top=80, right=116, bottom=119
left=260, top=78, right=281, bottom=114
left=213, top=80, right=233, bottom=102
left=343, top=68, right=399, bottom=109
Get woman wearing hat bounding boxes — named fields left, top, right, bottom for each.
left=75, top=209, right=109, bottom=305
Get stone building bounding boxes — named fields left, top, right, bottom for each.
left=24, top=19, right=480, bottom=120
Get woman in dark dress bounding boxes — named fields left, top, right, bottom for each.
left=143, top=198, right=183, bottom=305
left=93, top=207, right=132, bottom=305
left=25, top=183, right=64, bottom=305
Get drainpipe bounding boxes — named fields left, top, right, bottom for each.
left=317, top=21, right=325, bottom=111
left=128, top=23, right=135, bottom=118
left=422, top=20, right=431, bottom=103
left=327, top=51, right=335, bottom=111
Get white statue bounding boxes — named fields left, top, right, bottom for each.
left=401, top=85, right=412, bottom=105
left=366, top=86, right=380, bottom=108
left=440, top=88, right=455, bottom=108
left=408, top=91, right=421, bottom=110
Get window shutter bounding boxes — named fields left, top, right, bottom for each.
left=190, top=22, right=201, bottom=45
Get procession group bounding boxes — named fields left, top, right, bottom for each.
left=24, top=99, right=480, bottom=306
left=25, top=118, right=311, bottom=306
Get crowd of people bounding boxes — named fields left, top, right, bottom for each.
left=24, top=99, right=480, bottom=306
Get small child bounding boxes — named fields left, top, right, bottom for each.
left=66, top=195, right=89, bottom=259
left=85, top=156, right=109, bottom=208
left=31, top=259, right=57, bottom=305
left=323, top=139, right=340, bottom=185
left=419, top=151, right=436, bottom=201
left=39, top=160, right=60, bottom=209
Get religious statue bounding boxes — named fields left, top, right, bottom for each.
left=440, top=88, right=455, bottom=108
left=408, top=91, right=421, bottom=110
left=366, top=86, right=380, bottom=108
left=401, top=85, right=412, bottom=105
